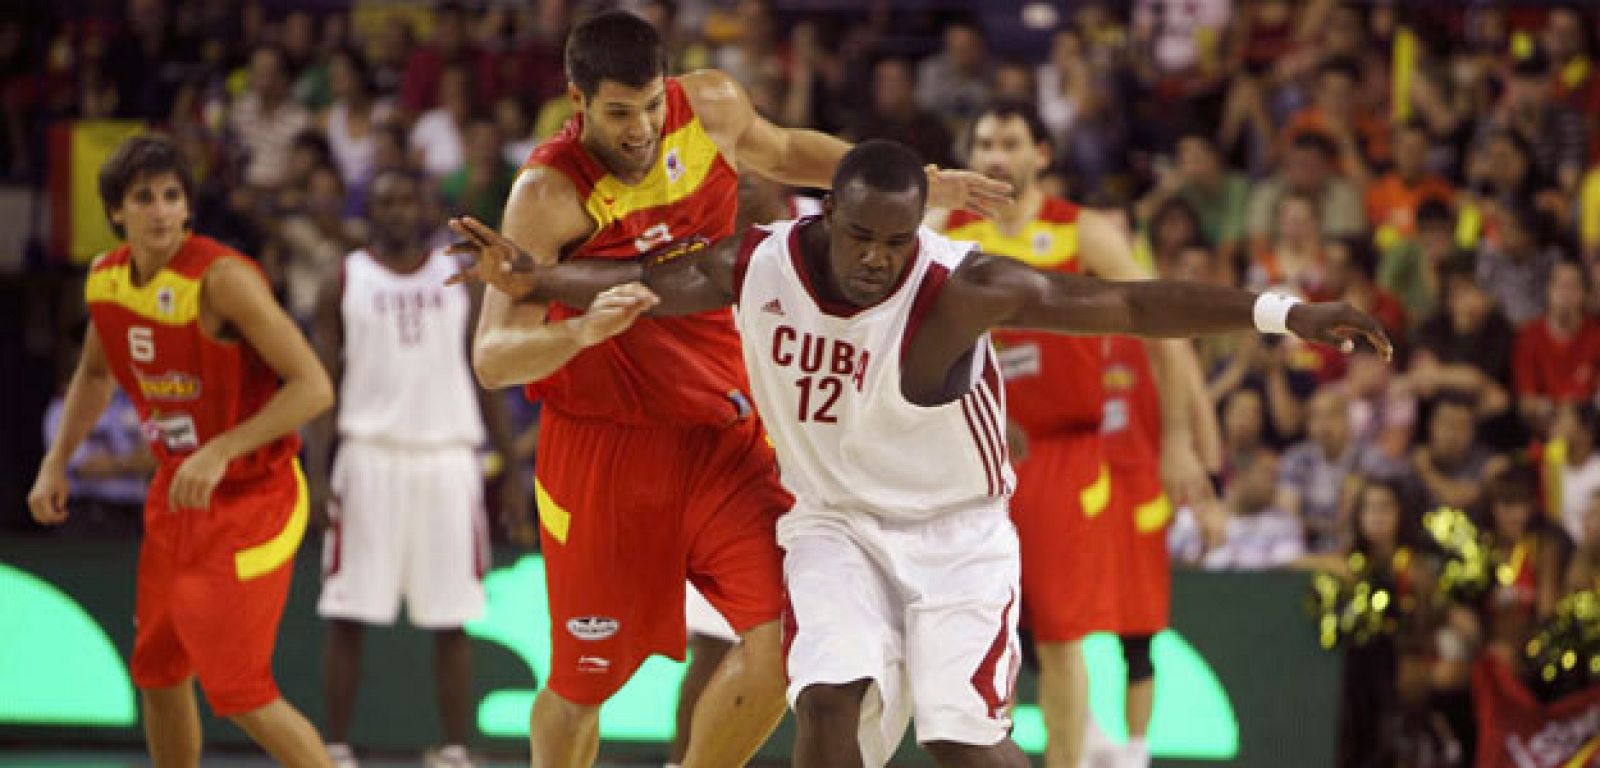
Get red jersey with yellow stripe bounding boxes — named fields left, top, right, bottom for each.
left=522, top=77, right=748, bottom=426
left=945, top=198, right=1104, bottom=436
left=1101, top=336, right=1161, bottom=470
left=86, top=235, right=298, bottom=481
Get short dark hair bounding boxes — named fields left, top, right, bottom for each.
left=1488, top=464, right=1538, bottom=504
left=1416, top=197, right=1454, bottom=228
left=833, top=139, right=928, bottom=205
left=1291, top=130, right=1339, bottom=162
left=1318, top=55, right=1363, bottom=84
left=974, top=98, right=1051, bottom=146
left=98, top=134, right=194, bottom=239
left=1334, top=235, right=1379, bottom=282
left=565, top=11, right=666, bottom=96
left=329, top=46, right=374, bottom=95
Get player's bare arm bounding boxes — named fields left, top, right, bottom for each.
left=448, top=216, right=738, bottom=317
left=683, top=69, right=1011, bottom=216
left=1077, top=210, right=1214, bottom=504
left=464, top=282, right=534, bottom=545
left=468, top=168, right=611, bottom=389
left=28, top=321, right=119, bottom=525
left=900, top=253, right=1393, bottom=405
left=169, top=257, right=334, bottom=510
left=304, top=275, right=345, bottom=525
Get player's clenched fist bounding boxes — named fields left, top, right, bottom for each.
left=28, top=462, right=71, bottom=525
left=573, top=283, right=660, bottom=347
left=1286, top=301, right=1394, bottom=360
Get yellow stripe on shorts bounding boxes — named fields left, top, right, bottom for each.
left=1081, top=464, right=1110, bottom=518
left=536, top=479, right=571, bottom=545
left=234, top=460, right=310, bottom=581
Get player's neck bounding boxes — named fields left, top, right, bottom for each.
left=798, top=219, right=854, bottom=307
left=128, top=235, right=187, bottom=286
left=371, top=241, right=430, bottom=274
left=991, top=185, right=1044, bottom=236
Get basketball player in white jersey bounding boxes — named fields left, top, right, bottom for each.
left=304, top=170, right=526, bottom=768
left=446, top=140, right=1391, bottom=767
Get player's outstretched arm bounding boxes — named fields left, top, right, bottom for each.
left=448, top=216, right=740, bottom=317
left=28, top=324, right=118, bottom=525
left=949, top=253, right=1394, bottom=358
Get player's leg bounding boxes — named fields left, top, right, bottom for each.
left=404, top=446, right=488, bottom=764
left=230, top=698, right=336, bottom=768
left=669, top=633, right=734, bottom=766
left=794, top=680, right=873, bottom=768
left=1036, top=639, right=1090, bottom=768
left=781, top=510, right=907, bottom=768
left=528, top=688, right=600, bottom=768
left=922, top=740, right=1031, bottom=768
left=132, top=498, right=204, bottom=768
left=318, top=442, right=407, bottom=764
left=141, top=680, right=203, bottom=768
left=678, top=421, right=795, bottom=767
left=904, top=503, right=1027, bottom=768
left=434, top=628, right=473, bottom=751
left=321, top=620, right=364, bottom=748
left=1121, top=634, right=1156, bottom=768
left=180, top=464, right=329, bottom=765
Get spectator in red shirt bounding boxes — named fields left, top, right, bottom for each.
left=1365, top=120, right=1455, bottom=241
left=1515, top=258, right=1600, bottom=433
left=1544, top=5, right=1600, bottom=120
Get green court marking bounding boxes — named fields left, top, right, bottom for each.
left=0, top=563, right=137, bottom=726
left=467, top=555, right=1239, bottom=758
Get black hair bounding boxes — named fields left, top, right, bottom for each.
left=1351, top=477, right=1426, bottom=556
left=1291, top=130, right=1340, bottom=162
left=1512, top=45, right=1552, bottom=77
left=1415, top=197, right=1454, bottom=228
left=1318, top=55, right=1363, bottom=85
left=98, top=134, right=195, bottom=239
left=1151, top=196, right=1209, bottom=249
left=329, top=45, right=374, bottom=96
left=974, top=98, right=1051, bottom=146
left=1432, top=389, right=1479, bottom=419
left=249, top=42, right=294, bottom=79
left=1488, top=463, right=1539, bottom=504
left=1334, top=235, right=1379, bottom=282
left=364, top=168, right=423, bottom=217
left=564, top=11, right=667, bottom=97
left=1499, top=197, right=1544, bottom=239
left=1553, top=254, right=1592, bottom=296
left=293, top=130, right=333, bottom=167
left=832, top=139, right=928, bottom=205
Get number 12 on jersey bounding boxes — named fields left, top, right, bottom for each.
left=794, top=376, right=842, bottom=423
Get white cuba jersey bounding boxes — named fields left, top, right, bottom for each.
left=731, top=218, right=1015, bottom=519
left=337, top=248, right=485, bottom=447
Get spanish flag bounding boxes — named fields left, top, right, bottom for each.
left=48, top=120, right=146, bottom=265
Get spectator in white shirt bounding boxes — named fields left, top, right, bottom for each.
left=229, top=44, right=312, bottom=189
left=1172, top=451, right=1306, bottom=569
left=410, top=63, right=472, bottom=179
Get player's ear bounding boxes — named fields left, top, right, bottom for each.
left=822, top=194, right=834, bottom=225
left=567, top=82, right=585, bottom=111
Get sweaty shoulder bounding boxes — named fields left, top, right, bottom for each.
left=504, top=165, right=594, bottom=259
left=679, top=69, right=752, bottom=146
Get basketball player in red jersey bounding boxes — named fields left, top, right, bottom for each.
left=468, top=13, right=1008, bottom=768
left=1099, top=335, right=1175, bottom=768
left=930, top=101, right=1215, bottom=768
left=28, top=136, right=334, bottom=767
left=448, top=138, right=1390, bottom=768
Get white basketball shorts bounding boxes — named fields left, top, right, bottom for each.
left=778, top=499, right=1022, bottom=766
left=318, top=440, right=488, bottom=628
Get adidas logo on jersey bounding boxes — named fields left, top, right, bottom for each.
left=762, top=299, right=784, bottom=316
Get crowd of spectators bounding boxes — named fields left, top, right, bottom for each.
left=13, top=0, right=1600, bottom=763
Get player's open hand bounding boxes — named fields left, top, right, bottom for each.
left=1286, top=302, right=1394, bottom=361
left=573, top=283, right=660, bottom=347
left=925, top=165, right=1013, bottom=219
left=28, top=463, right=71, bottom=525
left=445, top=216, right=540, bottom=300
left=168, top=445, right=228, bottom=511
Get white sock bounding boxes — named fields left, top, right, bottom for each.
left=665, top=764, right=683, bottom=768
left=327, top=743, right=354, bottom=757
left=437, top=744, right=468, bottom=760
left=1123, top=736, right=1150, bottom=768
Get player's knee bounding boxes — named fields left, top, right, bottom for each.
left=794, top=680, right=869, bottom=731
left=923, top=739, right=1029, bottom=768
left=1121, top=634, right=1154, bottom=683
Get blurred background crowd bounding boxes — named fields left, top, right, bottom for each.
left=8, top=0, right=1600, bottom=764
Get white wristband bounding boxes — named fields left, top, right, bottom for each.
left=1253, top=292, right=1301, bottom=335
